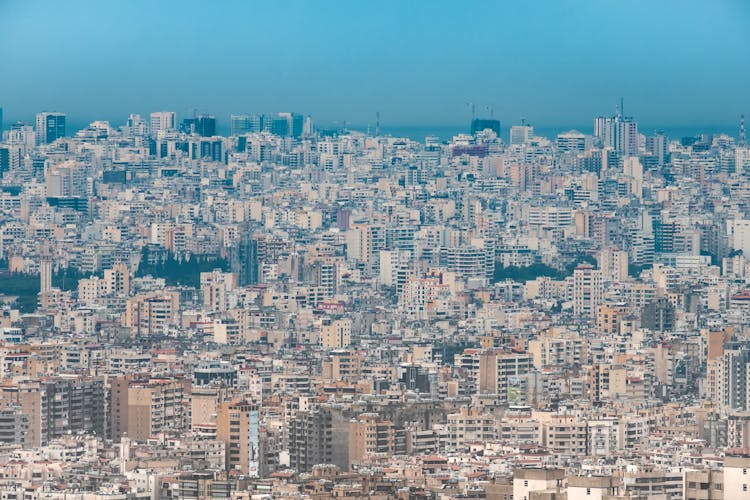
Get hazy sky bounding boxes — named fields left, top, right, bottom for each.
left=1, top=0, right=749, bottom=128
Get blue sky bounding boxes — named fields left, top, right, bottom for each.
left=1, top=0, right=748, bottom=129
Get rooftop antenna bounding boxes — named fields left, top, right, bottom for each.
left=520, top=117, right=527, bottom=126
left=375, top=111, right=380, bottom=137
left=486, top=105, right=494, bottom=118
left=619, top=97, right=624, bottom=119
left=740, top=114, right=746, bottom=145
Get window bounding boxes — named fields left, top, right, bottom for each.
left=524, top=481, right=528, bottom=487
left=586, top=488, right=591, bottom=495
left=744, top=484, right=748, bottom=492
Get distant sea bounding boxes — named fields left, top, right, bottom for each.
left=348, top=124, right=741, bottom=143
left=62, top=120, right=740, bottom=144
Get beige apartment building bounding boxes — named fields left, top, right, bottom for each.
left=123, top=291, right=180, bottom=336
left=348, top=413, right=395, bottom=468
left=321, top=317, right=352, bottom=350
left=478, top=349, right=532, bottom=400
left=110, top=375, right=188, bottom=442
left=216, top=400, right=260, bottom=476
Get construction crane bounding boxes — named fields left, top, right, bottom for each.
left=465, top=102, right=476, bottom=121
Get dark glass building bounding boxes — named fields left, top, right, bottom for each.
left=36, top=112, right=66, bottom=144
left=181, top=115, right=216, bottom=136
left=471, top=118, right=501, bottom=136
left=641, top=297, right=676, bottom=332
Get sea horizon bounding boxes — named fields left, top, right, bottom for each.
left=36, top=119, right=744, bottom=144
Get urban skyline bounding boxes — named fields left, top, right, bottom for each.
left=4, top=1, right=750, bottom=498
left=2, top=104, right=746, bottom=144
left=1, top=0, right=749, bottom=125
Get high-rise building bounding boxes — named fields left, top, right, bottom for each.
left=200, top=269, right=237, bottom=312
left=123, top=292, right=180, bottom=336
left=104, top=263, right=130, bottom=296
left=528, top=331, right=587, bottom=369
left=124, top=114, right=148, bottom=137
left=321, top=317, right=352, bottom=350
left=45, top=160, right=87, bottom=197
left=304, top=259, right=337, bottom=298
left=683, top=469, right=724, bottom=500
left=269, top=112, right=306, bottom=138
left=39, top=258, right=52, bottom=295
left=0, top=146, right=8, bottom=176
left=291, top=113, right=305, bottom=137
left=188, top=136, right=223, bottom=161
left=182, top=117, right=196, bottom=135
left=346, top=223, right=386, bottom=274
left=302, top=115, right=314, bottom=135
left=735, top=146, right=750, bottom=174
left=594, top=101, right=638, bottom=156
left=471, top=118, right=501, bottom=136
left=641, top=297, right=675, bottom=332
left=35, top=111, right=66, bottom=145
left=509, top=124, right=533, bottom=145
left=572, top=264, right=603, bottom=317
left=598, top=247, right=629, bottom=282
left=216, top=400, right=260, bottom=477
left=149, top=111, right=177, bottom=136
left=556, top=130, right=587, bottom=152
left=617, top=118, right=639, bottom=156
left=348, top=413, right=395, bottom=467
left=230, top=114, right=252, bottom=136
left=727, top=219, right=750, bottom=256
left=8, top=121, right=36, bottom=150
left=720, top=344, right=750, bottom=412
left=477, top=350, right=532, bottom=399
left=182, top=114, right=216, bottom=136
left=440, top=245, right=490, bottom=280
left=446, top=407, right=497, bottom=450
left=190, top=385, right=229, bottom=430
left=653, top=219, right=679, bottom=253
left=232, top=232, right=259, bottom=286
left=249, top=113, right=264, bottom=133
left=110, top=376, right=187, bottom=442
left=594, top=116, right=617, bottom=149
left=646, top=131, right=669, bottom=166
left=2, top=377, right=105, bottom=447
left=324, top=350, right=363, bottom=381
left=379, top=249, right=412, bottom=293
left=201, top=117, right=217, bottom=138
left=0, top=408, right=28, bottom=445
left=270, top=116, right=289, bottom=136
left=288, top=405, right=349, bottom=472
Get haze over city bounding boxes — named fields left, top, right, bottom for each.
left=1, top=0, right=749, bottom=130
left=4, top=2, right=750, bottom=499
